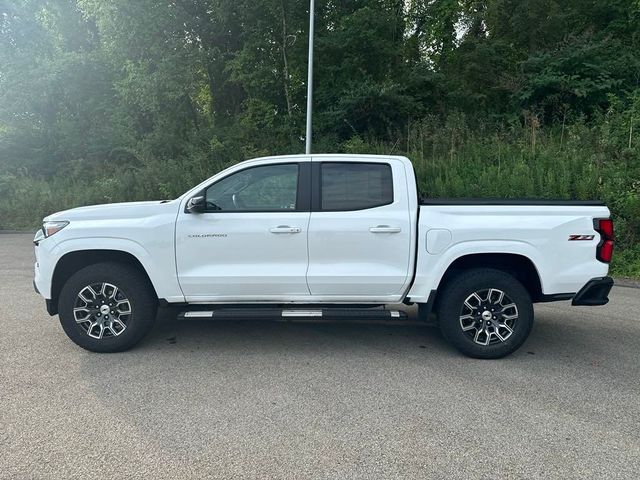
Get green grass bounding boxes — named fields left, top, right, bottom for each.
left=610, top=245, right=640, bottom=278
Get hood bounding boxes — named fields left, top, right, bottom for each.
left=43, top=200, right=179, bottom=222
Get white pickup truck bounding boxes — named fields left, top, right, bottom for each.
left=33, top=154, right=614, bottom=358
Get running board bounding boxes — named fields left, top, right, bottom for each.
left=177, top=308, right=407, bottom=321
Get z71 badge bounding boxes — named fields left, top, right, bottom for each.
left=568, top=235, right=595, bottom=241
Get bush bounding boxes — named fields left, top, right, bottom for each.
left=1, top=110, right=638, bottom=278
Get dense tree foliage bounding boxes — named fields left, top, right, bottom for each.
left=1, top=0, right=639, bottom=274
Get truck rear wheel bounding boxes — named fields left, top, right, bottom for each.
left=436, top=268, right=533, bottom=359
left=58, top=262, right=157, bottom=352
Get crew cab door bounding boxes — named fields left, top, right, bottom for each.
left=306, top=157, right=413, bottom=300
left=175, top=160, right=311, bottom=301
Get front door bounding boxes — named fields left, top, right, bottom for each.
left=176, top=161, right=311, bottom=301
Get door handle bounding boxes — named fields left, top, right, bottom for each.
left=369, top=225, right=401, bottom=233
left=269, top=225, right=301, bottom=234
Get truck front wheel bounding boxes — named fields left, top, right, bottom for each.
left=58, top=262, right=157, bottom=352
left=436, top=268, right=534, bottom=359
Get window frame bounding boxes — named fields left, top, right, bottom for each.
left=311, top=161, right=395, bottom=212
left=190, top=162, right=311, bottom=214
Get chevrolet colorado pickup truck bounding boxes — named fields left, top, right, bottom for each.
left=33, top=154, right=614, bottom=358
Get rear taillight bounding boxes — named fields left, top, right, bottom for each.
left=594, top=218, right=614, bottom=263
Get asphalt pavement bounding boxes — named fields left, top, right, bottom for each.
left=1, top=233, right=639, bottom=479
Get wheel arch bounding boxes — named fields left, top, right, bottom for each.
left=437, top=253, right=543, bottom=302
left=49, top=249, right=158, bottom=315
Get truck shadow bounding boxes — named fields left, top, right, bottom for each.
left=133, top=304, right=631, bottom=359
left=144, top=307, right=446, bottom=356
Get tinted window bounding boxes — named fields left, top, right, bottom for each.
left=321, top=163, right=393, bottom=211
left=205, top=163, right=298, bottom=211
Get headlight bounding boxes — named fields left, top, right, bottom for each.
left=42, top=221, right=69, bottom=238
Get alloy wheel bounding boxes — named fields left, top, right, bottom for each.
left=459, top=288, right=518, bottom=346
left=72, top=283, right=132, bottom=339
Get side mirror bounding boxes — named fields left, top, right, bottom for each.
left=186, top=195, right=206, bottom=213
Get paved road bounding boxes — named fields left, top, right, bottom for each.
left=1, top=233, right=639, bottom=479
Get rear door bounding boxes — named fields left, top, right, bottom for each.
left=306, top=157, right=412, bottom=300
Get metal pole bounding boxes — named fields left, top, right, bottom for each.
left=305, top=0, right=315, bottom=154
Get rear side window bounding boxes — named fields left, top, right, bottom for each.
left=321, top=162, right=393, bottom=211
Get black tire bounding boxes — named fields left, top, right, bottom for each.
left=58, top=262, right=157, bottom=352
left=436, top=268, right=533, bottom=359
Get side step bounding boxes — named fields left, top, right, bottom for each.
left=177, top=308, right=407, bottom=321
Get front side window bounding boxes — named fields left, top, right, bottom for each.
left=205, top=163, right=298, bottom=212
left=321, top=162, right=393, bottom=211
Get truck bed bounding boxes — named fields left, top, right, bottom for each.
left=407, top=202, right=610, bottom=302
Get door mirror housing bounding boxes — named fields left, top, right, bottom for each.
left=186, top=195, right=206, bottom=213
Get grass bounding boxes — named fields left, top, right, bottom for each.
left=1, top=119, right=638, bottom=278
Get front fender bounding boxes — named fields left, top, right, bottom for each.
left=46, top=237, right=184, bottom=302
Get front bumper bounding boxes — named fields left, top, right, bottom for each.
left=33, top=233, right=56, bottom=300
left=571, top=277, right=614, bottom=306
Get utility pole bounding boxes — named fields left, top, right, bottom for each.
left=305, top=0, right=315, bottom=154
